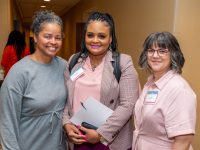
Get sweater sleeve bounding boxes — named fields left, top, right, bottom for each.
left=62, top=62, right=71, bottom=125
left=0, top=67, right=25, bottom=150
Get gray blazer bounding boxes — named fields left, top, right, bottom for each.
left=63, top=50, right=140, bottom=150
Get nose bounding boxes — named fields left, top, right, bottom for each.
left=50, top=37, right=56, bottom=44
left=92, top=36, right=99, bottom=43
left=152, top=50, right=159, bottom=57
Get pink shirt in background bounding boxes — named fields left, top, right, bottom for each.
left=132, top=70, right=196, bottom=150
left=73, top=56, right=105, bottom=114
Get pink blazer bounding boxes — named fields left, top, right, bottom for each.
left=63, top=50, right=140, bottom=150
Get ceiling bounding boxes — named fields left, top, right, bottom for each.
left=14, top=0, right=80, bottom=26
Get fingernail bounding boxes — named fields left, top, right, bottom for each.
left=83, top=139, right=88, bottom=142
left=82, top=135, right=87, bottom=138
left=76, top=125, right=81, bottom=128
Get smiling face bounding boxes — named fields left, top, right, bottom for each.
left=85, top=21, right=112, bottom=57
left=147, top=44, right=171, bottom=79
left=34, top=23, right=62, bottom=62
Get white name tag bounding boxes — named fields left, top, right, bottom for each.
left=70, top=67, right=84, bottom=81
left=145, top=90, right=158, bottom=103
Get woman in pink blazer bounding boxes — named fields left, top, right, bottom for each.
left=63, top=11, right=140, bottom=150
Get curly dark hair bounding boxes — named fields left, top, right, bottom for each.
left=6, top=30, right=26, bottom=60
left=138, top=31, right=185, bottom=74
left=31, top=10, right=63, bottom=36
left=80, top=11, right=118, bottom=55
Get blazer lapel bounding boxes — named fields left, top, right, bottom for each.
left=100, top=51, right=115, bottom=105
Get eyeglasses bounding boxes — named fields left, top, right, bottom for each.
left=147, top=48, right=169, bottom=57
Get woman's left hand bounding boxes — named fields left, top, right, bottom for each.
left=78, top=126, right=100, bottom=144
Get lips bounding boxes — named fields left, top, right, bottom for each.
left=91, top=45, right=100, bottom=49
left=150, top=59, right=162, bottom=65
left=48, top=47, right=57, bottom=51
left=152, top=60, right=160, bottom=63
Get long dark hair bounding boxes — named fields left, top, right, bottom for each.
left=80, top=11, right=118, bottom=55
left=6, top=30, right=26, bottom=60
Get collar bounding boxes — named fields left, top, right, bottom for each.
left=146, top=70, right=177, bottom=90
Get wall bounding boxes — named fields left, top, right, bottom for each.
left=0, top=0, right=11, bottom=69
left=0, top=0, right=26, bottom=69
left=60, top=0, right=95, bottom=59
left=174, top=0, right=200, bottom=149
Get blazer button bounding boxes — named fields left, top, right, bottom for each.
left=110, top=99, right=114, bottom=104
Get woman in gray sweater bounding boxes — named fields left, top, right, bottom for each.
left=0, top=10, right=68, bottom=150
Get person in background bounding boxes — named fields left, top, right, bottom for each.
left=1, top=30, right=30, bottom=77
left=63, top=11, right=140, bottom=150
left=132, top=31, right=196, bottom=150
left=0, top=10, right=68, bottom=150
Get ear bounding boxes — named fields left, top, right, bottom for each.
left=33, top=34, right=38, bottom=43
left=109, top=37, right=112, bottom=45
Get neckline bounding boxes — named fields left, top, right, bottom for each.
left=28, top=55, right=54, bottom=66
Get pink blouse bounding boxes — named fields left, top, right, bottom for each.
left=132, top=70, right=196, bottom=150
left=73, top=56, right=105, bottom=114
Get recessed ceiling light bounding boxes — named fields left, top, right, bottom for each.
left=41, top=5, right=46, bottom=8
left=44, top=0, right=51, bottom=1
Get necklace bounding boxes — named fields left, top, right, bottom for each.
left=91, top=64, right=97, bottom=71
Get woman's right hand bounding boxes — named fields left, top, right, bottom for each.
left=63, top=123, right=87, bottom=144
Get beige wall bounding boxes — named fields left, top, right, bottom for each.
left=0, top=0, right=11, bottom=69
left=0, top=0, right=26, bottom=69
left=174, top=0, right=200, bottom=149
left=62, top=0, right=199, bottom=149
left=60, top=0, right=95, bottom=59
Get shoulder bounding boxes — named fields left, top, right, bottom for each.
left=54, top=56, right=69, bottom=75
left=68, top=52, right=84, bottom=64
left=8, top=56, right=32, bottom=73
left=12, top=56, right=30, bottom=66
left=4, top=57, right=31, bottom=85
left=170, top=74, right=192, bottom=89
left=4, top=45, right=14, bottom=50
left=54, top=56, right=68, bottom=65
left=164, top=74, right=196, bottom=117
left=119, top=53, right=135, bottom=70
left=3, top=45, right=15, bottom=53
left=120, top=53, right=132, bottom=62
left=68, top=54, right=76, bottom=64
left=117, top=53, right=139, bottom=79
left=55, top=56, right=67, bottom=62
left=168, top=74, right=196, bottom=98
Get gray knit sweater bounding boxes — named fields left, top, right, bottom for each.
left=0, top=56, right=68, bottom=150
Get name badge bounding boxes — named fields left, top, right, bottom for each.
left=70, top=67, right=84, bottom=81
left=145, top=90, right=158, bottom=103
